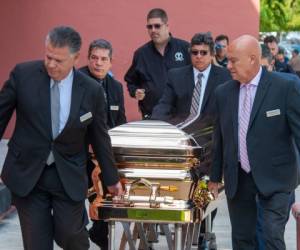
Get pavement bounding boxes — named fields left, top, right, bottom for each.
left=0, top=140, right=298, bottom=249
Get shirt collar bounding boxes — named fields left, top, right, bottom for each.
left=193, top=64, right=212, bottom=82
left=51, top=69, right=74, bottom=87
left=240, top=66, right=262, bottom=89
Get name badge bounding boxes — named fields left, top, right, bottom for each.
left=80, top=112, right=92, bottom=122
left=110, top=105, right=119, bottom=111
left=266, top=109, right=280, bottom=117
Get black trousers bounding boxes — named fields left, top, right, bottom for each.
left=12, top=164, right=89, bottom=250
left=198, top=208, right=217, bottom=246
left=227, top=167, right=290, bottom=250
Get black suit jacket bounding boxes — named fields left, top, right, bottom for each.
left=0, top=61, right=119, bottom=201
left=79, top=66, right=126, bottom=129
left=151, top=64, right=231, bottom=127
left=151, top=64, right=231, bottom=175
left=210, top=68, right=300, bottom=198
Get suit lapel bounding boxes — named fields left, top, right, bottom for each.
left=248, top=69, right=271, bottom=129
left=230, top=81, right=240, bottom=146
left=201, top=65, right=217, bottom=113
left=38, top=65, right=52, bottom=139
left=58, top=70, right=86, bottom=137
left=186, top=65, right=195, bottom=100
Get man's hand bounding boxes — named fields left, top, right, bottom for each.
left=208, top=181, right=219, bottom=199
left=135, top=89, right=145, bottom=100
left=107, top=181, right=123, bottom=196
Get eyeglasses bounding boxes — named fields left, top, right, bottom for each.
left=146, top=23, right=163, bottom=30
left=190, top=50, right=209, bottom=56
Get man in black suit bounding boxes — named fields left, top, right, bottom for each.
left=80, top=39, right=126, bottom=129
left=151, top=32, right=231, bottom=127
left=152, top=32, right=231, bottom=250
left=80, top=39, right=126, bottom=250
left=256, top=44, right=299, bottom=250
left=209, top=35, right=300, bottom=250
left=0, top=26, right=122, bottom=250
left=152, top=32, right=231, bottom=164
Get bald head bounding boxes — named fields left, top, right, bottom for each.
left=227, top=35, right=261, bottom=83
left=232, top=35, right=261, bottom=58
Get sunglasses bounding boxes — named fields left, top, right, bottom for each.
left=190, top=50, right=209, bottom=56
left=146, top=23, right=163, bottom=30
left=215, top=44, right=225, bottom=49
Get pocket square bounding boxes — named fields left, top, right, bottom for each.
left=80, top=112, right=92, bottom=122
left=266, top=109, right=280, bottom=117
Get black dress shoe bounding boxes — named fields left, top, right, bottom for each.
left=89, top=220, right=108, bottom=249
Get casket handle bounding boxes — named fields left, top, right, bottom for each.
left=123, top=178, right=161, bottom=208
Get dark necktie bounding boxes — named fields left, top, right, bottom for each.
left=98, top=79, right=107, bottom=101
left=98, top=78, right=111, bottom=126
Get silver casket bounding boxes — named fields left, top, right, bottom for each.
left=92, top=120, right=224, bottom=224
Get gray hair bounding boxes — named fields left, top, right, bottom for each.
left=88, top=39, right=113, bottom=59
left=46, top=26, right=82, bottom=54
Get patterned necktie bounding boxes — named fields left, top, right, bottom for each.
left=239, top=84, right=251, bottom=173
left=51, top=80, right=60, bottom=138
left=183, top=72, right=203, bottom=124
